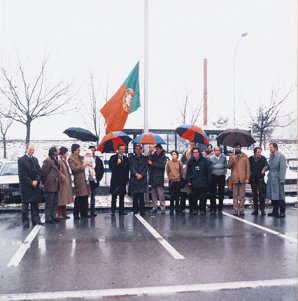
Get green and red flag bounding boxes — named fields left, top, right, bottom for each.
left=100, top=62, right=140, bottom=133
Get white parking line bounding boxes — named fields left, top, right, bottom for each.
left=0, top=278, right=296, bottom=300
left=223, top=212, right=297, bottom=243
left=134, top=214, right=185, bottom=260
left=7, top=216, right=44, bottom=267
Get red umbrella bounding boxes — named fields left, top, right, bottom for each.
left=175, top=124, right=209, bottom=144
left=97, top=131, right=132, bottom=153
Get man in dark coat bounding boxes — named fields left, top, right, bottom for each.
left=88, top=145, right=104, bottom=216
left=41, top=146, right=61, bottom=224
left=187, top=147, right=212, bottom=215
left=249, top=147, right=269, bottom=216
left=18, top=144, right=44, bottom=228
left=128, top=145, right=148, bottom=216
left=267, top=142, right=287, bottom=218
left=148, top=144, right=167, bottom=214
left=109, top=144, right=129, bottom=216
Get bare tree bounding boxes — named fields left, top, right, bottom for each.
left=0, top=58, right=73, bottom=143
left=0, top=105, right=14, bottom=159
left=177, top=88, right=203, bottom=125
left=212, top=116, right=229, bottom=128
left=249, top=86, right=296, bottom=149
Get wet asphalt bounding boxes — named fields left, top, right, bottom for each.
left=0, top=206, right=297, bottom=301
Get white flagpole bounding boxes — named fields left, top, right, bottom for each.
left=144, top=0, right=149, bottom=134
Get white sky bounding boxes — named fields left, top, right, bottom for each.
left=0, top=0, right=297, bottom=140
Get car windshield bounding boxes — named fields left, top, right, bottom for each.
left=287, top=159, right=297, bottom=171
left=0, top=163, right=18, bottom=176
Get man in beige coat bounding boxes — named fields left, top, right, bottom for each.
left=228, top=143, right=250, bottom=216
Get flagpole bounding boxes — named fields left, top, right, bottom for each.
left=144, top=0, right=149, bottom=134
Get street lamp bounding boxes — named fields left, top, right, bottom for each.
left=233, top=32, right=247, bottom=127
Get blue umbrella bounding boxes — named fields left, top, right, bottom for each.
left=133, top=132, right=166, bottom=145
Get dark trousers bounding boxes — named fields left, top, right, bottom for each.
left=180, top=192, right=188, bottom=211
left=189, top=187, right=207, bottom=213
left=22, top=202, right=41, bottom=225
left=44, top=191, right=58, bottom=222
left=210, top=174, right=225, bottom=212
left=133, top=193, right=145, bottom=214
left=74, top=195, right=89, bottom=217
left=111, top=194, right=125, bottom=214
left=89, top=181, right=97, bottom=214
left=251, top=179, right=266, bottom=211
left=169, top=181, right=181, bottom=212
left=272, top=199, right=286, bottom=215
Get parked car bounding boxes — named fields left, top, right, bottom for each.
left=0, top=160, right=21, bottom=203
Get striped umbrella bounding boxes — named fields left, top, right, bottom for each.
left=97, top=131, right=132, bottom=153
left=175, top=124, right=209, bottom=144
left=133, top=132, right=166, bottom=145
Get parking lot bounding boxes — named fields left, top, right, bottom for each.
left=0, top=203, right=297, bottom=301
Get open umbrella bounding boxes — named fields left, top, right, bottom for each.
left=97, top=131, right=132, bottom=153
left=216, top=128, right=256, bottom=147
left=175, top=124, right=209, bottom=144
left=63, top=127, right=98, bottom=142
left=133, top=132, right=166, bottom=145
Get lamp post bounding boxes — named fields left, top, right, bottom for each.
left=233, top=32, right=247, bottom=127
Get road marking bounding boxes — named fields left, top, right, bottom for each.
left=134, top=214, right=185, bottom=260
left=223, top=212, right=297, bottom=243
left=7, top=216, right=44, bottom=267
left=0, top=278, right=296, bottom=300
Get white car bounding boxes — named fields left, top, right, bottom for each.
left=0, top=160, right=21, bottom=203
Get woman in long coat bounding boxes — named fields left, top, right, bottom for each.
left=266, top=143, right=287, bottom=218
left=68, top=144, right=90, bottom=219
left=57, top=147, right=73, bottom=219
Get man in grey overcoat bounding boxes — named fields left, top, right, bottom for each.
left=266, top=142, right=287, bottom=218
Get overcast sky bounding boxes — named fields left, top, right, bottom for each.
left=0, top=0, right=296, bottom=140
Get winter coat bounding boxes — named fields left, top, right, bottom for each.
left=18, top=155, right=43, bottom=203
left=41, top=156, right=61, bottom=193
left=68, top=154, right=90, bottom=197
left=109, top=154, right=129, bottom=195
left=94, top=156, right=104, bottom=185
left=228, top=152, right=250, bottom=184
left=149, top=150, right=167, bottom=187
left=128, top=154, right=148, bottom=193
left=266, top=151, right=287, bottom=200
left=186, top=157, right=212, bottom=189
left=180, top=150, right=192, bottom=193
left=58, top=156, right=73, bottom=205
left=249, top=155, right=268, bottom=181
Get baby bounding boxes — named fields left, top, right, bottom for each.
left=84, top=149, right=97, bottom=185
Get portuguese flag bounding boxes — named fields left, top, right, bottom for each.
left=100, top=62, right=140, bottom=133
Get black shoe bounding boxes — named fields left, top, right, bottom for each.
left=81, top=214, right=91, bottom=218
left=261, top=210, right=266, bottom=216
left=133, top=211, right=139, bottom=215
left=200, top=211, right=206, bottom=216
left=119, top=212, right=127, bottom=216
left=251, top=210, right=258, bottom=215
left=23, top=223, right=29, bottom=228
left=110, top=212, right=115, bottom=216
left=210, top=211, right=216, bottom=215
left=170, top=211, right=174, bottom=215
left=45, top=220, right=56, bottom=224
left=192, top=211, right=198, bottom=215
left=218, top=211, right=223, bottom=215
left=233, top=212, right=238, bottom=216
left=73, top=215, right=80, bottom=220
left=277, top=213, right=286, bottom=218
left=91, top=213, right=97, bottom=217
left=140, top=212, right=146, bottom=217
left=268, top=212, right=278, bottom=217
left=239, top=212, right=245, bottom=217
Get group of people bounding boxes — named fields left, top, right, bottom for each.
left=18, top=143, right=104, bottom=227
left=17, top=139, right=287, bottom=228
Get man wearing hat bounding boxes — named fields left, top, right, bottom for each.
left=68, top=144, right=90, bottom=219
left=147, top=144, right=167, bottom=214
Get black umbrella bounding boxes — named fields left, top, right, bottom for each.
left=63, top=127, right=98, bottom=142
left=216, top=128, right=256, bottom=147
